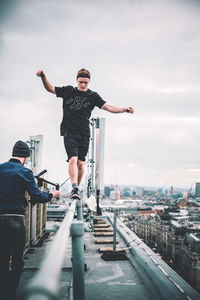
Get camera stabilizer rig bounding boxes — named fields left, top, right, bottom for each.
left=35, top=169, right=60, bottom=191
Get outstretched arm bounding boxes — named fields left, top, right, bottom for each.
left=36, top=70, right=56, bottom=94
left=101, top=103, right=134, bottom=114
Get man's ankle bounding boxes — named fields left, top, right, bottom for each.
left=72, top=183, right=78, bottom=189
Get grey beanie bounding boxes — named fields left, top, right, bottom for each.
left=12, top=140, right=30, bottom=157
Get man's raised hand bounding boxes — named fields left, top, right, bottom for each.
left=126, top=106, right=134, bottom=114
left=36, top=70, right=45, bottom=78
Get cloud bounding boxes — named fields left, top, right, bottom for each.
left=1, top=0, right=200, bottom=188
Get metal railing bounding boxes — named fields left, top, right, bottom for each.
left=20, top=199, right=85, bottom=300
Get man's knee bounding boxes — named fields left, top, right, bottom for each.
left=69, top=156, right=78, bottom=165
left=77, top=160, right=84, bottom=170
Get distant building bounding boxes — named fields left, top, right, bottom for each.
left=124, top=186, right=131, bottom=192
left=170, top=186, right=174, bottom=195
left=129, top=212, right=200, bottom=294
left=165, top=189, right=169, bottom=195
left=104, top=186, right=110, bottom=197
left=123, top=191, right=131, bottom=197
left=123, top=186, right=131, bottom=197
left=110, top=189, right=120, bottom=200
left=195, top=182, right=200, bottom=198
left=136, top=187, right=144, bottom=197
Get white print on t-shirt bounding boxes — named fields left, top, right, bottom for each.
left=66, top=96, right=90, bottom=110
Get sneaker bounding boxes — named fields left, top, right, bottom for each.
left=70, top=187, right=81, bottom=199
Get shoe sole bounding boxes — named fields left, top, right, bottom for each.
left=70, top=194, right=81, bottom=199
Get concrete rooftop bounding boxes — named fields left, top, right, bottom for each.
left=17, top=216, right=200, bottom=300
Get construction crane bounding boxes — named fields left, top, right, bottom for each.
left=185, top=183, right=193, bottom=206
left=178, top=183, right=193, bottom=208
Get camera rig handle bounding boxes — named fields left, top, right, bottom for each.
left=35, top=169, right=60, bottom=191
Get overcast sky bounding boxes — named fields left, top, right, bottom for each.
left=1, top=0, right=200, bottom=191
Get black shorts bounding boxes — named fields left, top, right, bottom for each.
left=63, top=132, right=90, bottom=162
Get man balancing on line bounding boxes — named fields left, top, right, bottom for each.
left=36, top=68, right=134, bottom=199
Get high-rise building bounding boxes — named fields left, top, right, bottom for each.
left=195, top=182, right=200, bottom=198
left=135, top=186, right=144, bottom=197
left=104, top=186, right=110, bottom=197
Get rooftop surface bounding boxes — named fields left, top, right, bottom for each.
left=17, top=215, right=200, bottom=300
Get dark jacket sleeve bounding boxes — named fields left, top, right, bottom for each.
left=24, top=168, right=52, bottom=204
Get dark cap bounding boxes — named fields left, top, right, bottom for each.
left=12, top=140, right=30, bottom=158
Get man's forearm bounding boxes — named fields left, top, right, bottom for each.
left=102, top=103, right=133, bottom=113
left=41, top=75, right=55, bottom=94
left=107, top=106, right=126, bottom=113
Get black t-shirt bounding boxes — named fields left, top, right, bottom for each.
left=55, top=85, right=106, bottom=136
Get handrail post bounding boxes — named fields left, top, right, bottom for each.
left=113, top=213, right=117, bottom=252
left=90, top=118, right=96, bottom=195
left=76, top=199, right=83, bottom=221
left=70, top=221, right=85, bottom=300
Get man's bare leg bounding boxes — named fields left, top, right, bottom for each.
left=68, top=156, right=81, bottom=198
left=68, top=156, right=78, bottom=184
left=77, top=160, right=85, bottom=187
